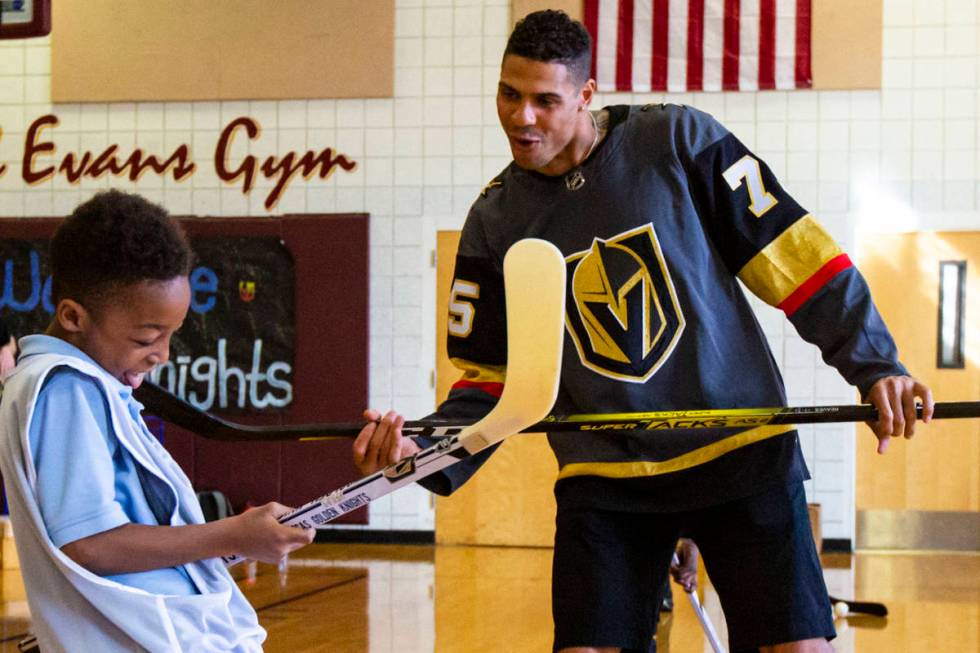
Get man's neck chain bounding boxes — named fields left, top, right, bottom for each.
left=565, top=110, right=600, bottom=191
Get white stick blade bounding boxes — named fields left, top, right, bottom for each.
left=461, top=238, right=566, bottom=453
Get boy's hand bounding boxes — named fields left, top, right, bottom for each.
left=864, top=375, right=934, bottom=454
left=352, top=409, right=418, bottom=475
left=670, top=539, right=699, bottom=593
left=230, top=502, right=314, bottom=564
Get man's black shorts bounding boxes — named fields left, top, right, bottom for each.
left=551, top=481, right=835, bottom=652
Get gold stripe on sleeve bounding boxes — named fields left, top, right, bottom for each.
left=737, top=214, right=843, bottom=306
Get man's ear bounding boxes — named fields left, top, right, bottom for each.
left=55, top=298, right=89, bottom=334
left=580, top=78, right=596, bottom=107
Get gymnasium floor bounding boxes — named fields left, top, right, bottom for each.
left=0, top=543, right=976, bottom=652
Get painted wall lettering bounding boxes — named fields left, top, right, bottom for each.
left=1, top=249, right=53, bottom=314
left=150, top=338, right=293, bottom=411
left=214, top=117, right=358, bottom=209
left=22, top=115, right=195, bottom=185
left=5, top=114, right=357, bottom=211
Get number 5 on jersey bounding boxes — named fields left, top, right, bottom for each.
left=449, top=279, right=480, bottom=337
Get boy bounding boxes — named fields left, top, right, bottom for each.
left=0, top=190, right=313, bottom=652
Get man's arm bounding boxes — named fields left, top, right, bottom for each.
left=679, top=111, right=933, bottom=451
left=353, top=213, right=508, bottom=489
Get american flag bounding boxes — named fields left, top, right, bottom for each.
left=584, top=0, right=812, bottom=92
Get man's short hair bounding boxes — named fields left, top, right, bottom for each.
left=504, top=10, right=593, bottom=84
left=50, top=190, right=193, bottom=308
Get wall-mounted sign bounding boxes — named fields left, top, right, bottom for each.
left=52, top=1, right=394, bottom=102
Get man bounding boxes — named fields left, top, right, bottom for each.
left=356, top=10, right=932, bottom=653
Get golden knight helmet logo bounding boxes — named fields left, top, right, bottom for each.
left=565, top=224, right=685, bottom=382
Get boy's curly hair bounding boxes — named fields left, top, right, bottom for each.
left=504, top=10, right=593, bottom=84
left=50, top=190, right=193, bottom=308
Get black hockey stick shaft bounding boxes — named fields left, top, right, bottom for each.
left=134, top=382, right=980, bottom=443
left=829, top=595, right=888, bottom=617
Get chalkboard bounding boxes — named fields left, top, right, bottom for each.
left=0, top=235, right=297, bottom=414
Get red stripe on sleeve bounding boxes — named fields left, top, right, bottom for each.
left=616, top=0, right=635, bottom=91
left=651, top=0, right=670, bottom=90
left=451, top=379, right=504, bottom=398
left=584, top=0, right=600, bottom=81
left=778, top=254, right=853, bottom=317
left=758, top=0, right=776, bottom=89
left=795, top=0, right=812, bottom=87
left=722, top=0, right=740, bottom=90
left=687, top=0, right=704, bottom=90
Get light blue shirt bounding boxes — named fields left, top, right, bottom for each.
left=22, top=335, right=199, bottom=596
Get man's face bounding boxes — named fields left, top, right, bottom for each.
left=496, top=54, right=592, bottom=176
left=71, top=277, right=190, bottom=389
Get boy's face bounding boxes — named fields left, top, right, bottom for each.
left=65, top=277, right=190, bottom=389
left=496, top=54, right=594, bottom=176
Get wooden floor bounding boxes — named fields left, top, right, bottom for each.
left=0, top=544, right=976, bottom=652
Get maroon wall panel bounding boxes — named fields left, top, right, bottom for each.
left=279, top=216, right=370, bottom=518
left=176, top=215, right=369, bottom=522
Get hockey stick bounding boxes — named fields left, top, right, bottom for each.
left=134, top=379, right=980, bottom=442
left=222, top=238, right=567, bottom=565
left=672, top=552, right=726, bottom=653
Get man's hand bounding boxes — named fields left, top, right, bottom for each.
left=670, top=538, right=699, bottom=593
left=352, top=409, right=419, bottom=475
left=864, top=375, right=934, bottom=454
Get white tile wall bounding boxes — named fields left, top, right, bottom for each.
left=0, top=0, right=976, bottom=540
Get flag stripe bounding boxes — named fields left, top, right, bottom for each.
left=633, top=0, right=653, bottom=92
left=584, top=0, right=811, bottom=91
left=667, top=0, right=689, bottom=91
left=795, top=0, right=812, bottom=86
left=739, top=0, right=760, bottom=90
left=617, top=0, right=636, bottom=91
left=651, top=0, right=670, bottom=90
left=722, top=0, right=740, bottom=90
left=686, top=0, right=705, bottom=90
left=775, top=0, right=796, bottom=87
left=596, top=0, right=621, bottom=91
left=703, top=0, right=723, bottom=90
left=758, top=0, right=776, bottom=89
left=585, top=0, right=601, bottom=81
